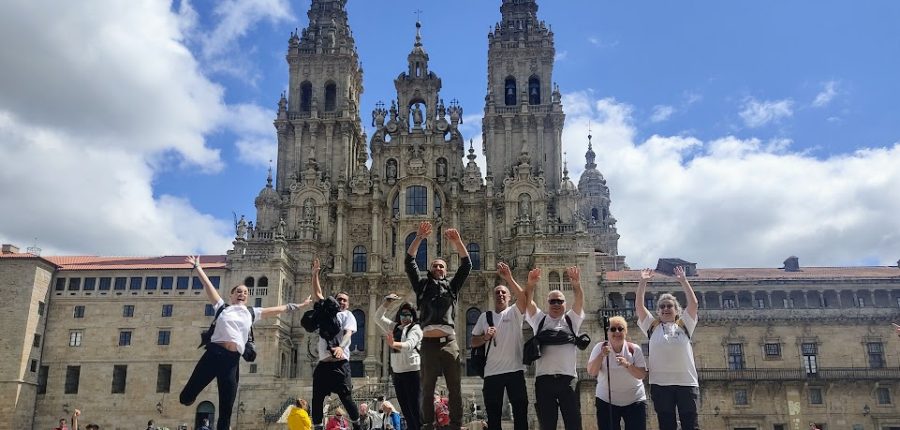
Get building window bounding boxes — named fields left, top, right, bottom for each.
left=118, top=330, right=132, bottom=347
left=114, top=277, right=127, bottom=290
left=528, top=75, right=541, bottom=105
left=37, top=366, right=49, bottom=394
left=257, top=276, right=268, bottom=290
left=192, top=276, right=203, bottom=290
left=145, top=277, right=157, bottom=290
left=111, top=365, right=127, bottom=394
left=504, top=76, right=517, bottom=106
left=244, top=277, right=255, bottom=288
left=723, top=298, right=736, bottom=309
left=467, top=243, right=481, bottom=271
left=755, top=298, right=766, bottom=308
left=808, top=387, right=824, bottom=405
left=160, top=276, right=173, bottom=290
left=351, top=309, right=366, bottom=352
left=83, top=277, right=96, bottom=291
left=733, top=388, right=748, bottom=406
left=176, top=276, right=189, bottom=290
left=99, top=277, right=111, bottom=290
left=561, top=271, right=573, bottom=291
left=548, top=271, right=561, bottom=291
left=73, top=305, right=85, bottom=318
left=406, top=186, right=427, bottom=215
left=157, top=364, right=172, bottom=393
left=68, top=278, right=81, bottom=291
left=324, top=82, right=337, bottom=111
left=205, top=304, right=215, bottom=316
left=300, top=81, right=312, bottom=112
left=129, top=277, right=142, bottom=290
left=727, top=343, right=744, bottom=370
left=782, top=298, right=794, bottom=308
left=352, top=246, right=367, bottom=272
left=64, top=365, right=80, bottom=394
left=157, top=330, right=171, bottom=346
left=802, top=342, right=818, bottom=375
left=209, top=276, right=221, bottom=289
left=69, top=330, right=83, bottom=347
left=33, top=334, right=42, bottom=348
left=254, top=297, right=263, bottom=307
left=858, top=296, right=866, bottom=307
left=764, top=343, right=782, bottom=359
left=877, top=387, right=892, bottom=405
left=30, top=359, right=38, bottom=372
left=391, top=194, right=400, bottom=218
left=249, top=364, right=258, bottom=374
left=645, top=297, right=657, bottom=309
left=867, top=342, right=885, bottom=368
left=55, top=278, right=66, bottom=291
left=38, top=301, right=45, bottom=316
left=405, top=233, right=427, bottom=269
left=161, top=304, right=173, bottom=317
left=122, top=305, right=135, bottom=318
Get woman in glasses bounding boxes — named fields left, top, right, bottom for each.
left=635, top=266, right=699, bottom=430
left=326, top=408, right=350, bottom=430
left=375, top=294, right=422, bottom=430
left=587, top=316, right=647, bottom=430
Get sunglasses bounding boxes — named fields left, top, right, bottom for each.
left=336, top=297, right=349, bottom=302
left=399, top=313, right=412, bottom=317
left=608, top=326, right=626, bottom=332
left=658, top=304, right=675, bottom=309
left=548, top=299, right=565, bottom=305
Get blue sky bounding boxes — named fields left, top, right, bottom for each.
left=1, top=0, right=899, bottom=268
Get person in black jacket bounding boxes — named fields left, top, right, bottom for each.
left=405, top=221, right=471, bottom=430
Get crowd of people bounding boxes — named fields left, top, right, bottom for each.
left=73, top=221, right=701, bottom=430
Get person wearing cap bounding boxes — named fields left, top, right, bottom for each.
left=375, top=293, right=422, bottom=430
left=470, top=262, right=536, bottom=430
left=405, top=221, right=471, bottom=430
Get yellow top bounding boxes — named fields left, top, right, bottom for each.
left=287, top=406, right=311, bottom=430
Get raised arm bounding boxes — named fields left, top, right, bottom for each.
left=374, top=297, right=400, bottom=333
left=496, top=262, right=525, bottom=314
left=568, top=266, right=584, bottom=315
left=635, top=268, right=653, bottom=322
left=445, top=228, right=471, bottom=292
left=187, top=256, right=222, bottom=305
left=311, top=257, right=324, bottom=301
left=260, top=295, right=312, bottom=319
left=674, top=266, right=698, bottom=320
left=72, top=409, right=81, bottom=430
left=405, top=222, right=431, bottom=288
left=524, top=267, right=540, bottom=317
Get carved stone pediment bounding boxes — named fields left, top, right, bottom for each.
left=349, top=166, right=372, bottom=195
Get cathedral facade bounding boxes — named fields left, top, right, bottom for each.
left=2, top=1, right=900, bottom=430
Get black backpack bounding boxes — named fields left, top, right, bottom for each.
left=470, top=311, right=494, bottom=378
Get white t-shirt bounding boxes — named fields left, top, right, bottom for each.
left=211, top=299, right=262, bottom=355
left=471, top=306, right=526, bottom=377
left=318, top=309, right=357, bottom=362
left=637, top=312, right=698, bottom=386
left=525, top=308, right=584, bottom=377
left=588, top=342, right=647, bottom=406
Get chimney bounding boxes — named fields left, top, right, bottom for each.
left=655, top=258, right=698, bottom=277
left=782, top=256, right=800, bottom=272
left=1, top=244, right=20, bottom=254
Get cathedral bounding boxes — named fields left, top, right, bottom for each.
left=2, top=1, right=900, bottom=429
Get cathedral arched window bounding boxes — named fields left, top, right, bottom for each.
left=258, top=276, right=268, bottom=287
left=591, top=208, right=600, bottom=221
left=562, top=271, right=572, bottom=291
left=244, top=277, right=255, bottom=289
left=405, top=233, right=427, bottom=269
left=406, top=186, right=427, bottom=215
left=300, top=81, right=312, bottom=112
left=352, top=246, right=367, bottom=273
left=548, top=271, right=561, bottom=291
left=467, top=243, right=481, bottom=271
left=351, top=309, right=366, bottom=352
left=505, top=77, right=517, bottom=106
left=528, top=75, right=541, bottom=105
left=324, top=81, right=337, bottom=112
left=465, top=307, right=482, bottom=376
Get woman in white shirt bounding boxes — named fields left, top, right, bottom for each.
left=375, top=294, right=422, bottom=430
left=179, top=256, right=309, bottom=430
left=635, top=266, right=699, bottom=430
left=587, top=316, right=647, bottom=430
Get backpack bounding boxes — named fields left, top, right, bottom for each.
left=469, top=311, right=494, bottom=378
left=647, top=318, right=692, bottom=340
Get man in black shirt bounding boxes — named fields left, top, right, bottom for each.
left=406, top=221, right=471, bottom=430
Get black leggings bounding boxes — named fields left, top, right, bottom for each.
left=179, top=343, right=240, bottom=430
left=393, top=370, right=422, bottom=430
left=311, top=360, right=359, bottom=427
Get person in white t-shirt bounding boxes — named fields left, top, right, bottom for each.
left=524, top=266, right=585, bottom=430
left=308, top=257, right=362, bottom=430
left=635, top=266, right=699, bottom=430
left=587, top=315, right=648, bottom=430
left=471, top=262, right=537, bottom=430
left=179, top=256, right=309, bottom=430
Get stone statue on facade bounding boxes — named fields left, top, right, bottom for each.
left=411, top=103, right=424, bottom=129
left=236, top=215, right=247, bottom=239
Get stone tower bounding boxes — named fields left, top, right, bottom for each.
left=483, top=0, right=565, bottom=193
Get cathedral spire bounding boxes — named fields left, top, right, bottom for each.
left=407, top=19, right=429, bottom=77
left=296, top=0, right=355, bottom=53
left=585, top=130, right=597, bottom=170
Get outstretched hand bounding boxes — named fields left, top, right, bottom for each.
left=299, top=295, right=313, bottom=307
left=497, top=262, right=512, bottom=279
left=640, top=268, right=654, bottom=281
left=185, top=255, right=201, bottom=268
left=674, top=266, right=687, bottom=281
left=417, top=221, right=433, bottom=238
left=443, top=228, right=461, bottom=241
left=566, top=266, right=580, bottom=284
left=312, top=257, right=320, bottom=273
left=527, top=267, right=542, bottom=284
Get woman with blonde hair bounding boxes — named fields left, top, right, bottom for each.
left=587, top=316, right=647, bottom=430
left=380, top=401, right=402, bottom=430
left=326, top=407, right=350, bottom=430
left=278, top=398, right=312, bottom=430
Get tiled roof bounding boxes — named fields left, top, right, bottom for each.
left=0, top=252, right=60, bottom=267
left=604, top=266, right=900, bottom=282
left=44, top=255, right=227, bottom=271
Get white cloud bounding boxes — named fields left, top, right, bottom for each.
left=0, top=0, right=234, bottom=255
left=562, top=92, right=900, bottom=268
left=812, top=80, right=838, bottom=108
left=649, top=105, right=675, bottom=123
left=555, top=50, right=569, bottom=61
left=225, top=103, right=278, bottom=167
left=587, top=37, right=618, bottom=48
left=739, top=97, right=794, bottom=128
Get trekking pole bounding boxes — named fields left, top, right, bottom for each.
left=602, top=316, right=613, bottom=430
